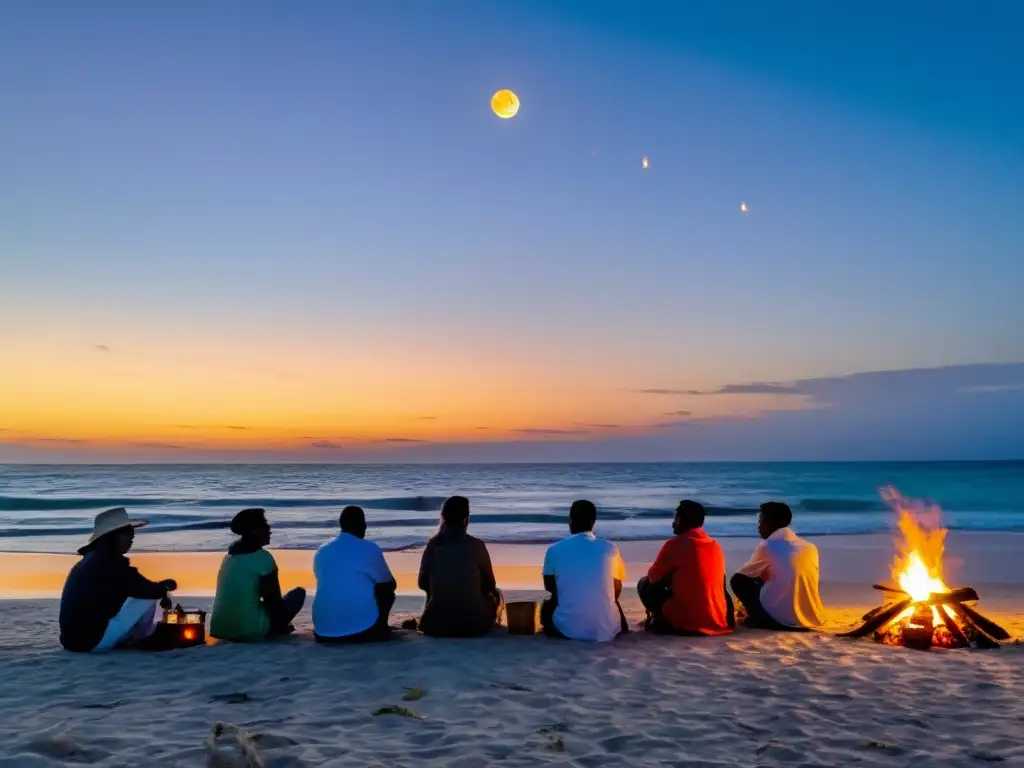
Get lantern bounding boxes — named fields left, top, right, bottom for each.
left=151, top=604, right=207, bottom=649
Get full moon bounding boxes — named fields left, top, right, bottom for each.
left=491, top=89, right=520, bottom=119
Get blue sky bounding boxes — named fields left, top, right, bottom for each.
left=1, top=1, right=1022, bottom=461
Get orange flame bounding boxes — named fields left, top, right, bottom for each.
left=881, top=486, right=950, bottom=627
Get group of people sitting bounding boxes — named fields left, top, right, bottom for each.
left=58, top=495, right=825, bottom=652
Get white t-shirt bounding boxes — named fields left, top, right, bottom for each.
left=542, top=532, right=627, bottom=642
left=313, top=532, right=395, bottom=638
left=736, top=527, right=825, bottom=628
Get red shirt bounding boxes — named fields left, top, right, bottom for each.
left=647, top=528, right=732, bottom=635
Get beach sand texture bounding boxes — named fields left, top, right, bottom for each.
left=1, top=534, right=1022, bottom=766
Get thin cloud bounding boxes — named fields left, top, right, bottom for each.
left=224, top=425, right=249, bottom=431
left=35, top=437, right=91, bottom=444
left=134, top=442, right=185, bottom=449
left=515, top=428, right=590, bottom=436
left=384, top=437, right=429, bottom=443
left=634, top=388, right=702, bottom=396
left=407, top=416, right=438, bottom=421
left=586, top=424, right=622, bottom=430
left=175, top=425, right=198, bottom=429
left=664, top=410, right=692, bottom=417
left=711, top=382, right=798, bottom=395
left=310, top=440, right=343, bottom=449
left=962, top=383, right=1024, bottom=394
left=93, top=344, right=112, bottom=352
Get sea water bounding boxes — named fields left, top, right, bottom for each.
left=0, top=462, right=1021, bottom=554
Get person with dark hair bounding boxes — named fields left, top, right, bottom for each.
left=210, top=508, right=306, bottom=641
left=637, top=500, right=734, bottom=635
left=59, top=507, right=177, bottom=652
left=417, top=496, right=501, bottom=637
left=730, top=502, right=824, bottom=630
left=540, top=500, right=627, bottom=642
left=313, top=506, right=397, bottom=643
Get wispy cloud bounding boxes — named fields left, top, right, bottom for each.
left=384, top=437, right=429, bottom=443
left=224, top=425, right=249, bottom=431
left=514, top=428, right=590, bottom=436
left=175, top=425, right=197, bottom=429
left=962, top=383, right=1024, bottom=394
left=641, top=383, right=799, bottom=396
left=664, top=410, right=692, bottom=417
left=133, top=442, right=185, bottom=449
left=310, top=440, right=343, bottom=449
left=634, top=388, right=701, bottom=396
left=93, top=344, right=111, bottom=352
left=407, top=416, right=438, bottom=421
left=585, top=424, right=622, bottom=430
left=36, top=437, right=91, bottom=444
left=708, top=382, right=798, bottom=395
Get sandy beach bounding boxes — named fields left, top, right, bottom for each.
left=1, top=533, right=1022, bottom=767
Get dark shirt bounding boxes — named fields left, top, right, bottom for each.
left=417, top=526, right=498, bottom=637
left=59, top=546, right=168, bottom=652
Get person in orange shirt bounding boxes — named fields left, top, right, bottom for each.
left=637, top=500, right=734, bottom=635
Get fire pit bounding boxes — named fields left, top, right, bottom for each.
left=840, top=487, right=1010, bottom=650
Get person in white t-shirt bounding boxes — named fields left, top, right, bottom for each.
left=541, top=500, right=628, bottom=642
left=313, top=506, right=397, bottom=643
left=731, top=502, right=825, bottom=630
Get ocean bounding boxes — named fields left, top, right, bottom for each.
left=0, top=462, right=1021, bottom=555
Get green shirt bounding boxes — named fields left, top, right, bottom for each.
left=210, top=549, right=276, bottom=641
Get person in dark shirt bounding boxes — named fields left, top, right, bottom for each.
left=417, top=496, right=501, bottom=638
left=59, top=507, right=177, bottom=652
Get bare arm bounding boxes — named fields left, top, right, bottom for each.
left=543, top=574, right=558, bottom=604
left=258, top=567, right=287, bottom=625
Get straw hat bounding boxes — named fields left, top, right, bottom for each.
left=80, top=507, right=148, bottom=553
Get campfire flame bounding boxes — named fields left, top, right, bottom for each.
left=841, top=487, right=1009, bottom=649
left=883, top=485, right=949, bottom=599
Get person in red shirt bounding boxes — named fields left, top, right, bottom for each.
left=637, top=500, right=734, bottom=635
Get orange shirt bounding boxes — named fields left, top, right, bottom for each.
left=647, top=528, right=732, bottom=635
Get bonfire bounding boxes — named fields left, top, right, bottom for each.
left=841, top=487, right=1010, bottom=650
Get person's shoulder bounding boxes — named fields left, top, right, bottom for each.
left=546, top=536, right=570, bottom=555
left=254, top=548, right=277, bottom=568
left=359, top=536, right=385, bottom=555
left=596, top=536, right=620, bottom=553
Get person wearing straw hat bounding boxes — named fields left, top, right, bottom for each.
left=59, top=507, right=178, bottom=652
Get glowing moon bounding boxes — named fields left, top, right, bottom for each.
left=491, top=89, right=520, bottom=119
left=740, top=202, right=749, bottom=213
left=641, top=156, right=650, bottom=169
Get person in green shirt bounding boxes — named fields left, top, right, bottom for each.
left=211, top=508, right=306, bottom=641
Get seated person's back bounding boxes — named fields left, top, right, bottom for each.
left=543, top=500, right=626, bottom=642
left=211, top=508, right=306, bottom=641
left=732, top=501, right=824, bottom=629
left=645, top=500, right=732, bottom=635
left=418, top=496, right=499, bottom=638
left=313, top=506, right=395, bottom=640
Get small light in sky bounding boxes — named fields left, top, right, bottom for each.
left=740, top=202, right=749, bottom=213
left=641, top=156, right=649, bottom=169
